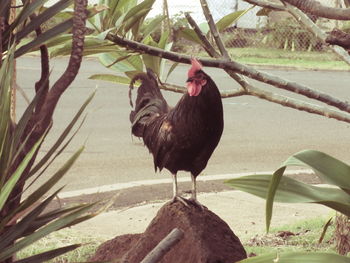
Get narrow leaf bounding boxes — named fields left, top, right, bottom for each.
left=0, top=136, right=43, bottom=211
left=142, top=15, right=165, bottom=38
left=15, top=19, right=72, bottom=58
left=15, top=0, right=73, bottom=41
left=0, top=204, right=93, bottom=261
left=216, top=8, right=253, bottom=32
left=28, top=91, right=95, bottom=177
left=177, top=28, right=203, bottom=45
left=226, top=174, right=350, bottom=231
left=123, top=8, right=151, bottom=34
left=165, top=62, right=179, bottom=82
left=15, top=244, right=81, bottom=263
left=123, top=0, right=155, bottom=22
left=238, top=251, right=350, bottom=263
left=89, top=74, right=131, bottom=85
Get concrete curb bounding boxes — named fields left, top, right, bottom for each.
left=58, top=169, right=313, bottom=198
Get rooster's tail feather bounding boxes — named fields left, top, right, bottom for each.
left=129, top=69, right=168, bottom=137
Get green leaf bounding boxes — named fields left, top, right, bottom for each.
left=15, top=19, right=72, bottom=58
left=238, top=252, right=350, bottom=263
left=0, top=135, right=44, bottom=211
left=199, top=22, right=209, bottom=34
left=0, top=48, right=14, bottom=174
left=8, top=0, right=47, bottom=34
left=50, top=36, right=116, bottom=57
left=289, top=150, right=350, bottom=190
left=15, top=0, right=73, bottom=41
left=123, top=8, right=151, bottom=34
left=265, top=149, right=350, bottom=231
left=177, top=28, right=203, bottom=45
left=216, top=8, right=253, bottom=32
left=0, top=203, right=94, bottom=261
left=0, top=188, right=62, bottom=250
left=165, top=62, right=179, bottom=82
left=15, top=244, right=81, bottom=263
left=226, top=174, right=350, bottom=230
left=123, top=0, right=155, bottom=22
left=89, top=74, right=132, bottom=85
left=142, top=36, right=160, bottom=75
left=0, top=146, right=85, bottom=230
left=99, top=52, right=143, bottom=72
left=142, top=15, right=165, bottom=38
left=29, top=91, right=95, bottom=178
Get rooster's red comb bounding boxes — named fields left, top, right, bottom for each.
left=188, top=58, right=202, bottom=78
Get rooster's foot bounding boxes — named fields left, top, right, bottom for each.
left=188, top=198, right=206, bottom=210
left=170, top=196, right=189, bottom=207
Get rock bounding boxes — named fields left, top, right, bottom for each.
left=91, top=201, right=247, bottom=263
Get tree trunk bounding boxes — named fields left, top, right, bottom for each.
left=335, top=213, right=350, bottom=255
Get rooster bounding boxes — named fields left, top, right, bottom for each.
left=129, top=58, right=224, bottom=206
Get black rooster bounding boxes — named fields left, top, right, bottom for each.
left=129, top=58, right=224, bottom=206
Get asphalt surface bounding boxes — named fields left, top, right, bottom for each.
left=16, top=57, right=350, bottom=194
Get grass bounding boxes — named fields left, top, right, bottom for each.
left=199, top=47, right=349, bottom=70
left=16, top=216, right=337, bottom=262
left=244, top=215, right=337, bottom=256
left=17, top=228, right=105, bottom=263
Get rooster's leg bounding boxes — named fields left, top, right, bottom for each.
left=189, top=174, right=205, bottom=210
left=171, top=173, right=188, bottom=206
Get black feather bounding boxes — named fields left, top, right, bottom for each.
left=129, top=68, right=223, bottom=177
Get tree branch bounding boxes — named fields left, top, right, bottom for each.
left=162, top=82, right=350, bottom=124
left=282, top=2, right=350, bottom=65
left=199, top=0, right=230, bottom=59
left=139, top=228, right=184, bottom=263
left=185, top=12, right=221, bottom=58
left=106, top=34, right=350, bottom=114
left=29, top=13, right=49, bottom=114
left=38, top=0, right=88, bottom=126
left=326, top=28, right=350, bottom=52
left=246, top=85, right=350, bottom=124
left=243, top=0, right=286, bottom=11
left=185, top=12, right=251, bottom=92
left=281, top=0, right=350, bottom=20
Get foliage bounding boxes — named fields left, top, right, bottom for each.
left=226, top=150, right=350, bottom=262
left=0, top=1, right=97, bottom=262
left=0, top=49, right=96, bottom=262
left=238, top=251, right=349, bottom=263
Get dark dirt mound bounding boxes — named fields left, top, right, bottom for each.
left=90, top=234, right=141, bottom=262
left=91, top=200, right=247, bottom=263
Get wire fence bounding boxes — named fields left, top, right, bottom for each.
left=152, top=0, right=348, bottom=56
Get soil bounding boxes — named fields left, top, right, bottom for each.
left=90, top=201, right=248, bottom=263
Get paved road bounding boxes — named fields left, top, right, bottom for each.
left=17, top=57, right=350, bottom=192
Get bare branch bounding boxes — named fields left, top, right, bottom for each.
left=185, top=12, right=220, bottom=58
left=106, top=34, right=350, bottom=114
left=39, top=0, right=88, bottom=124
left=326, top=28, right=350, bottom=51
left=199, top=0, right=230, bottom=59
left=246, top=85, right=350, bottom=124
left=161, top=83, right=186, bottom=93
left=281, top=0, right=350, bottom=20
left=244, top=0, right=286, bottom=11
left=282, top=2, right=350, bottom=65
left=28, top=13, right=49, bottom=114
left=139, top=228, right=184, bottom=263
left=162, top=82, right=246, bottom=98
